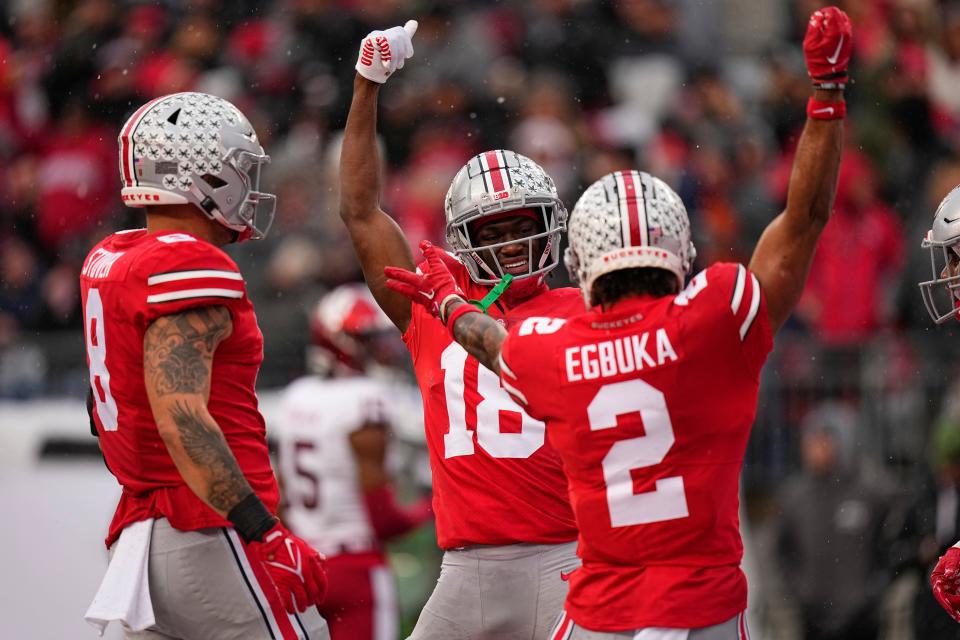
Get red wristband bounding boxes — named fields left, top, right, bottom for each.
left=807, top=98, right=846, bottom=120
left=446, top=302, right=481, bottom=339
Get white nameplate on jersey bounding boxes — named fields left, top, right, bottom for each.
left=565, top=328, right=677, bottom=382
left=157, top=233, right=197, bottom=244
left=82, top=248, right=124, bottom=279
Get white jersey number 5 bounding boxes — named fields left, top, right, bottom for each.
left=84, top=288, right=119, bottom=431
left=440, top=343, right=545, bottom=459
left=588, top=379, right=689, bottom=527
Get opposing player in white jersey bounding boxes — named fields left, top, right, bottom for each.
left=274, top=284, right=432, bottom=640
left=340, top=19, right=581, bottom=640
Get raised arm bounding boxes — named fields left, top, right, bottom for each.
left=749, top=7, right=850, bottom=333
left=340, top=22, right=418, bottom=332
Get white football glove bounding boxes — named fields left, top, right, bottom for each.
left=355, top=20, right=418, bottom=84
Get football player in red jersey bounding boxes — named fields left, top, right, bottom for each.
left=274, top=284, right=432, bottom=640
left=81, top=92, right=328, bottom=640
left=384, top=7, right=851, bottom=639
left=923, top=186, right=960, bottom=623
left=340, top=20, right=581, bottom=640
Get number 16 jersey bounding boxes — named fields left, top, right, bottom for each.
left=499, top=263, right=774, bottom=631
left=402, top=260, right=579, bottom=549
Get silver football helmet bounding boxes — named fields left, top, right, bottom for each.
left=118, top=92, right=276, bottom=242
left=920, top=185, right=960, bottom=323
left=444, top=150, right=567, bottom=284
left=564, top=170, right=696, bottom=305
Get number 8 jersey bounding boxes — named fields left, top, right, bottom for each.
left=80, top=229, right=279, bottom=548
left=403, top=259, right=580, bottom=549
left=498, top=263, right=774, bottom=631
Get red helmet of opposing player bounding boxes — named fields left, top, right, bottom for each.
left=309, top=284, right=401, bottom=376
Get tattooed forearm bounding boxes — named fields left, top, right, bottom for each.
left=144, top=306, right=232, bottom=396
left=170, top=399, right=252, bottom=513
left=450, top=303, right=507, bottom=375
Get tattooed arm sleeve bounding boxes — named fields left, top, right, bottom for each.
left=448, top=300, right=508, bottom=376
left=143, top=305, right=255, bottom=517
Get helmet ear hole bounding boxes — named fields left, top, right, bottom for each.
left=200, top=173, right=227, bottom=189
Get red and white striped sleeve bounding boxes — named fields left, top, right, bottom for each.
left=728, top=263, right=762, bottom=343
left=140, top=235, right=247, bottom=320
left=717, top=262, right=773, bottom=376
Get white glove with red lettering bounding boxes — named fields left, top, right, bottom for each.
left=355, top=20, right=418, bottom=84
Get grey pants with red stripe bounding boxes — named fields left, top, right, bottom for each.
left=116, top=518, right=329, bottom=640
left=549, top=611, right=750, bottom=640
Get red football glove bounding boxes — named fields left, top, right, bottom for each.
left=932, top=547, right=960, bottom=622
left=249, top=522, right=327, bottom=613
left=384, top=240, right=468, bottom=323
left=803, top=6, right=853, bottom=88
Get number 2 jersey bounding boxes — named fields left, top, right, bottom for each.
left=403, top=260, right=580, bottom=549
left=498, top=263, right=774, bottom=631
left=80, top=229, right=279, bottom=548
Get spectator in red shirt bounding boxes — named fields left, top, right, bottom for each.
left=798, top=151, right=904, bottom=345
left=35, top=98, right=115, bottom=255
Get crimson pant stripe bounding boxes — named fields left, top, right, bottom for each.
left=292, top=612, right=310, bottom=639
left=223, top=528, right=303, bottom=639
left=221, top=528, right=277, bottom=640
left=119, top=96, right=165, bottom=187
left=484, top=151, right=506, bottom=192
left=551, top=611, right=572, bottom=640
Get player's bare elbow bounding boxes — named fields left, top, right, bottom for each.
left=154, top=412, right=181, bottom=448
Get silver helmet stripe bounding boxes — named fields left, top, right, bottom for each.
left=614, top=170, right=648, bottom=248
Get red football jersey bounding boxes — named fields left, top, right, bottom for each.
left=499, top=263, right=773, bottom=631
left=402, top=260, right=579, bottom=549
left=80, top=229, right=279, bottom=548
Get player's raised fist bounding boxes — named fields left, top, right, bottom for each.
left=932, top=547, right=960, bottom=622
left=356, top=20, right=418, bottom=84
left=803, top=6, right=852, bottom=88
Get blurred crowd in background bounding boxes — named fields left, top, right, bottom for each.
left=8, top=0, right=960, bottom=637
